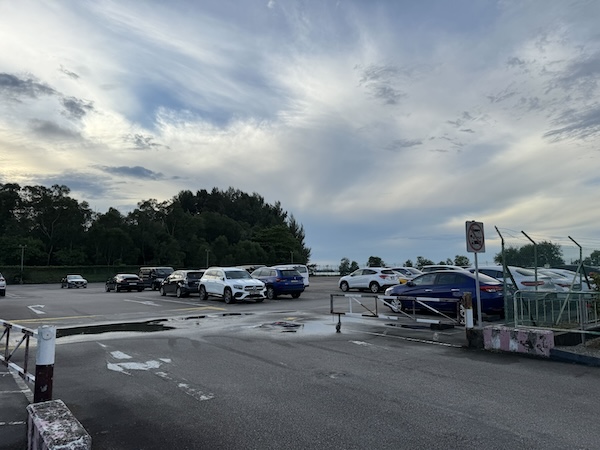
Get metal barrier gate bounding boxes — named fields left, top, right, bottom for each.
left=1, top=319, right=36, bottom=385
left=330, top=293, right=464, bottom=331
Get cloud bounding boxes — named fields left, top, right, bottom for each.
left=0, top=73, right=56, bottom=100
left=29, top=119, right=81, bottom=140
left=61, top=97, right=95, bottom=120
left=95, top=165, right=166, bottom=180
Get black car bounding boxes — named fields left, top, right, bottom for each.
left=160, top=270, right=204, bottom=298
left=105, top=274, right=144, bottom=292
left=250, top=266, right=305, bottom=299
left=139, top=266, right=175, bottom=290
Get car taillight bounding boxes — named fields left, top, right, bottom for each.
left=480, top=285, right=502, bottom=293
left=379, top=275, right=389, bottom=279
left=521, top=281, right=545, bottom=287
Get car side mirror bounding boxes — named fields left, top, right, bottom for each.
left=406, top=281, right=416, bottom=287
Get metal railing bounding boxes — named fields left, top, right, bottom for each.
left=1, top=319, right=36, bottom=385
left=513, top=290, right=600, bottom=338
left=330, top=293, right=463, bottom=330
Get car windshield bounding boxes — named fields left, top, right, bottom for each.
left=225, top=270, right=252, bottom=280
left=67, top=275, right=83, bottom=280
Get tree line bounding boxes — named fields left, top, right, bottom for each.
left=0, top=183, right=311, bottom=268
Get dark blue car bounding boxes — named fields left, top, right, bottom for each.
left=251, top=267, right=305, bottom=299
left=384, top=270, right=505, bottom=317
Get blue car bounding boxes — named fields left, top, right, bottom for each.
left=251, top=267, right=305, bottom=299
left=384, top=270, right=505, bottom=317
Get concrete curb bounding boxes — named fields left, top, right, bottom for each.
left=549, top=349, right=600, bottom=367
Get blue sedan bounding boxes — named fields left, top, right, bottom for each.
left=384, top=270, right=505, bottom=317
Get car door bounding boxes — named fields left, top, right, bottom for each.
left=347, top=269, right=365, bottom=289
left=164, top=272, right=180, bottom=295
left=431, top=272, right=468, bottom=310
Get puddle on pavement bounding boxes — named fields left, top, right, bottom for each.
left=257, top=320, right=338, bottom=335
left=57, top=320, right=175, bottom=338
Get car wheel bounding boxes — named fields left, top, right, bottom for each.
left=160, top=287, right=166, bottom=296
left=0, top=290, right=5, bottom=297
left=199, top=285, right=208, bottom=300
left=340, top=281, right=349, bottom=292
left=84, top=285, right=87, bottom=288
left=291, top=292, right=301, bottom=299
left=67, top=284, right=72, bottom=289
left=369, top=282, right=380, bottom=293
left=115, top=286, right=121, bottom=293
left=256, top=297, right=264, bottom=303
left=61, top=284, right=64, bottom=289
left=223, top=288, right=234, bottom=304
left=388, top=297, right=403, bottom=313
left=105, top=285, right=110, bottom=292
left=176, top=287, right=183, bottom=298
left=266, top=286, right=276, bottom=300
left=137, top=287, right=143, bottom=292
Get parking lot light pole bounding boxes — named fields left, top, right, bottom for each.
left=206, top=249, right=209, bottom=268
left=19, top=244, right=27, bottom=283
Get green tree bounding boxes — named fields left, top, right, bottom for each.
left=416, top=256, right=434, bottom=268
left=404, top=259, right=413, bottom=267
left=454, top=255, right=471, bottom=267
left=494, top=242, right=564, bottom=267
left=367, top=256, right=385, bottom=267
left=339, top=257, right=352, bottom=275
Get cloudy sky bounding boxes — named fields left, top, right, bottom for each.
left=1, top=0, right=600, bottom=267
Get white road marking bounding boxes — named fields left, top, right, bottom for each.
left=110, top=351, right=132, bottom=360
left=27, top=305, right=46, bottom=315
left=155, top=372, right=214, bottom=401
left=123, top=299, right=161, bottom=307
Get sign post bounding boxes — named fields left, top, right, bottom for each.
left=466, top=221, right=485, bottom=328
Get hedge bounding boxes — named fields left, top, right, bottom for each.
left=0, top=265, right=140, bottom=285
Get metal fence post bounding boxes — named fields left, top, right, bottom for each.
left=34, top=325, right=56, bottom=403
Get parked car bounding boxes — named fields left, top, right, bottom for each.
left=60, top=274, right=88, bottom=289
left=0, top=272, right=5, bottom=297
left=541, top=268, right=593, bottom=291
left=160, top=270, right=204, bottom=298
left=536, top=268, right=591, bottom=291
left=139, top=266, right=175, bottom=290
left=466, top=266, right=558, bottom=292
left=251, top=266, right=305, bottom=299
left=338, top=268, right=399, bottom=293
left=420, top=265, right=469, bottom=273
left=105, top=274, right=144, bottom=292
left=273, top=264, right=310, bottom=287
left=384, top=270, right=505, bottom=317
left=198, top=267, right=266, bottom=304
left=390, top=267, right=423, bottom=278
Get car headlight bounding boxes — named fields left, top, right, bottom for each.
left=233, top=284, right=243, bottom=290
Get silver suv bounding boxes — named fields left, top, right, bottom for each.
left=199, top=267, right=266, bottom=304
left=338, top=267, right=399, bottom=293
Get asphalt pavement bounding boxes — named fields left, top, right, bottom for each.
left=0, top=369, right=30, bottom=450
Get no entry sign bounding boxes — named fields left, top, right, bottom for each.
left=466, top=221, right=485, bottom=253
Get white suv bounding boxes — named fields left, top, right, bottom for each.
left=199, top=267, right=266, bottom=304
left=338, top=268, right=399, bottom=293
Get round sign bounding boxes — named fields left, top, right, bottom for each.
left=466, top=221, right=485, bottom=253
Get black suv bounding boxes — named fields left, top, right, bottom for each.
left=139, top=266, right=174, bottom=290
left=159, top=270, right=205, bottom=298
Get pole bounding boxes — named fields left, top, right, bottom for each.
left=34, top=325, right=56, bottom=403
left=474, top=252, right=483, bottom=328
left=19, top=244, right=26, bottom=284
left=290, top=251, right=293, bottom=263
left=206, top=249, right=209, bottom=269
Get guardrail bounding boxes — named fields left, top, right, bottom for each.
left=513, top=290, right=600, bottom=342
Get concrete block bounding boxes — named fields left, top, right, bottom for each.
left=27, top=399, right=91, bottom=450
left=483, top=326, right=554, bottom=357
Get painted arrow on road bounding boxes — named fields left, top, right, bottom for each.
left=27, top=305, right=46, bottom=315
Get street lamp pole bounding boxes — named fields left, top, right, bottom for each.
left=206, top=249, right=209, bottom=268
left=19, top=244, right=27, bottom=284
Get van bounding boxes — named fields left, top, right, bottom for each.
left=138, top=266, right=174, bottom=290
left=273, top=264, right=310, bottom=287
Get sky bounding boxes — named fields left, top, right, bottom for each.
left=1, top=0, right=600, bottom=268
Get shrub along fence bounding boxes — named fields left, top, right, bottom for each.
left=1, top=265, right=140, bottom=285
